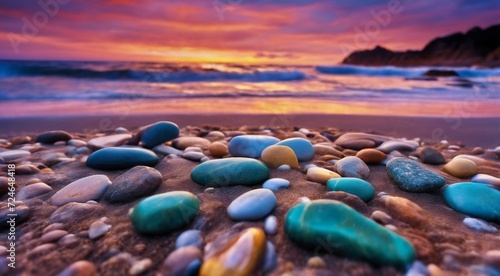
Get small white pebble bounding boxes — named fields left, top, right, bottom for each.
left=264, top=216, right=278, bottom=235
left=129, top=258, right=153, bottom=275
left=88, top=221, right=112, bottom=240
left=385, top=224, right=397, bottom=231
left=276, top=164, right=291, bottom=171
left=297, top=197, right=310, bottom=204
left=298, top=128, right=310, bottom=134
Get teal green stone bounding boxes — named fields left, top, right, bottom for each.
left=131, top=191, right=200, bottom=235
left=443, top=182, right=500, bottom=223
left=285, top=200, right=416, bottom=268
left=191, top=157, right=269, bottom=187
left=326, top=177, right=375, bottom=202
left=86, top=147, right=158, bottom=170
left=141, top=121, right=179, bottom=148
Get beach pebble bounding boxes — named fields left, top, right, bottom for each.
left=75, top=147, right=91, bottom=155
left=307, top=257, right=326, bottom=269
left=381, top=195, right=427, bottom=227
left=276, top=138, right=314, bottom=161
left=484, top=250, right=500, bottom=268
left=41, top=230, right=68, bottom=243
left=130, top=191, right=200, bottom=234
left=18, top=182, right=53, bottom=200
left=87, top=134, right=132, bottom=149
left=115, top=127, right=129, bottom=134
left=88, top=220, right=112, bottom=239
left=313, top=144, right=344, bottom=158
left=129, top=259, right=152, bottom=275
left=164, top=246, right=202, bottom=276
left=303, top=164, right=317, bottom=172
left=494, top=146, right=500, bottom=158
left=152, top=144, right=183, bottom=156
left=43, top=223, right=65, bottom=234
left=173, top=137, right=210, bottom=150
left=57, top=260, right=98, bottom=276
left=0, top=150, right=31, bottom=162
left=262, top=178, right=290, bottom=191
left=181, top=151, right=206, bottom=162
left=285, top=200, right=415, bottom=267
left=176, top=230, right=203, bottom=249
left=334, top=132, right=389, bottom=150
left=261, top=145, right=299, bottom=169
left=191, top=158, right=269, bottom=187
left=263, top=241, right=278, bottom=273
left=370, top=210, right=393, bottom=225
left=36, top=130, right=72, bottom=144
left=277, top=164, right=291, bottom=170
left=228, top=135, right=280, bottom=158
left=50, top=202, right=105, bottom=224
left=419, top=147, right=446, bottom=165
left=29, top=243, right=57, bottom=256
left=208, top=142, right=228, bottom=157
left=227, top=188, right=277, bottom=221
left=335, top=156, right=370, bottom=179
left=50, top=175, right=111, bottom=206
left=324, top=191, right=369, bottom=214
left=472, top=147, right=484, bottom=155
left=406, top=260, right=429, bottom=276
left=105, top=166, right=162, bottom=203
left=264, top=215, right=278, bottom=235
left=355, top=148, right=386, bottom=164
left=140, top=121, right=179, bottom=148
left=200, top=228, right=266, bottom=276
left=206, top=131, right=225, bottom=138
left=377, top=140, right=418, bottom=153
left=443, top=182, right=500, bottom=223
left=326, top=178, right=375, bottom=202
left=10, top=135, right=31, bottom=146
left=15, top=164, right=41, bottom=174
left=463, top=218, right=497, bottom=233
left=386, top=158, right=445, bottom=192
left=471, top=174, right=500, bottom=188
left=442, top=158, right=478, bottom=178
left=306, top=167, right=340, bottom=184
left=86, top=147, right=158, bottom=170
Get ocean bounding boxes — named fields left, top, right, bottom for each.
left=0, top=60, right=499, bottom=117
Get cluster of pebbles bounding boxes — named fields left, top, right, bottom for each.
left=0, top=121, right=499, bottom=275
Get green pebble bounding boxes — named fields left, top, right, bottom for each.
left=326, top=177, right=375, bottom=202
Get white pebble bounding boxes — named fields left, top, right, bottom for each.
left=129, top=258, right=152, bottom=275
left=297, top=197, right=310, bottom=204
left=276, top=164, right=291, bottom=171
left=463, top=218, right=497, bottom=233
left=88, top=221, right=112, bottom=240
left=264, top=215, right=278, bottom=235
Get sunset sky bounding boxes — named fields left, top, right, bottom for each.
left=1, top=0, right=499, bottom=65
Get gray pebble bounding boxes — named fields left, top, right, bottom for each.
left=264, top=215, right=278, bottom=235
left=175, top=230, right=202, bottom=249
left=262, top=241, right=278, bottom=273
left=463, top=218, right=497, bottom=233
left=88, top=220, right=112, bottom=240
left=41, top=230, right=68, bottom=243
left=227, top=189, right=277, bottom=221
left=164, top=246, right=202, bottom=276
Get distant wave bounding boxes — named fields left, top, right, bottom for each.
left=0, top=62, right=306, bottom=83
left=316, top=65, right=500, bottom=78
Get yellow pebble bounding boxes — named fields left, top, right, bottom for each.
left=306, top=167, right=340, bottom=184
left=261, top=145, right=299, bottom=169
left=442, top=158, right=478, bottom=178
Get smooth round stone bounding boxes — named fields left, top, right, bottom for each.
left=377, top=140, right=419, bottom=153
left=182, top=151, right=206, bottom=162
left=206, top=131, right=225, bottom=138
left=105, top=166, right=162, bottom=203
left=228, top=135, right=280, bottom=158
left=463, top=218, right=497, bottom=233
left=41, top=229, right=68, bottom=243
left=130, top=191, right=200, bottom=235
left=494, top=146, right=500, bottom=158
left=51, top=175, right=111, bottom=206
left=164, top=246, right=202, bottom=276
left=419, top=147, right=446, bottom=165
left=88, top=220, right=111, bottom=239
left=57, top=260, right=97, bottom=276
left=227, top=188, right=277, bottom=221
left=355, top=149, right=386, bottom=164
left=386, top=158, right=445, bottom=192
left=208, top=142, right=228, bottom=158
left=87, top=134, right=132, bottom=149
left=141, top=121, right=179, bottom=148
left=471, top=174, right=500, bottom=188
left=264, top=215, right=278, bottom=235
left=443, top=182, right=500, bottom=223
left=86, top=147, right=159, bottom=170
left=36, top=130, right=72, bottom=144
left=313, top=144, right=344, bottom=158
left=484, top=250, right=500, bottom=268
left=326, top=178, right=375, bottom=202
left=43, top=223, right=65, bottom=234
left=262, top=178, right=290, bottom=191
left=442, top=158, right=478, bottom=178
left=306, top=167, right=340, bottom=184
left=276, top=164, right=291, bottom=170
left=18, top=182, right=53, bottom=200
left=115, top=127, right=129, bottom=134
left=334, top=133, right=390, bottom=150
left=50, top=202, right=104, bottom=224
left=276, top=138, right=314, bottom=161
left=262, top=241, right=278, bottom=273
left=335, top=156, right=370, bottom=179
left=191, top=158, right=269, bottom=187
left=380, top=195, right=426, bottom=227
left=173, top=137, right=210, bottom=150
left=200, top=228, right=266, bottom=276
left=175, top=230, right=202, bottom=249
left=285, top=200, right=415, bottom=267
left=0, top=150, right=31, bottom=162
left=260, top=145, right=299, bottom=169
left=75, top=147, right=91, bottom=155
left=152, top=144, right=183, bottom=156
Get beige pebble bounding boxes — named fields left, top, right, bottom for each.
left=58, top=260, right=98, bottom=276
left=208, top=142, right=228, bottom=157
left=261, top=145, right=299, bottom=169
left=41, top=230, right=68, bottom=243
left=427, top=264, right=443, bottom=276
left=307, top=256, right=326, bottom=268
left=356, top=148, right=386, bottom=164
left=313, top=144, right=344, bottom=158
left=306, top=167, right=340, bottom=184
left=442, top=158, right=478, bottom=178
left=129, top=259, right=152, bottom=275
left=381, top=195, right=427, bottom=227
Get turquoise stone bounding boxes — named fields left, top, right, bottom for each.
left=130, top=191, right=200, bottom=235
left=386, top=158, right=445, bottom=192
left=86, top=147, right=158, bottom=170
left=285, top=200, right=416, bottom=268
left=228, top=135, right=280, bottom=158
left=443, top=182, right=500, bottom=223
left=191, top=157, right=269, bottom=187
left=276, top=138, right=315, bottom=161
left=326, top=177, right=375, bottom=202
left=141, top=121, right=179, bottom=148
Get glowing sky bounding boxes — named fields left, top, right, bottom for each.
left=1, top=0, right=499, bottom=64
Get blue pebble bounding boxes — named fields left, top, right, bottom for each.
left=326, top=177, right=375, bottom=202
left=86, top=147, right=158, bottom=170
left=386, top=158, right=445, bottom=192
left=228, top=135, right=280, bottom=158
left=277, top=138, right=314, bottom=161
left=262, top=178, right=290, bottom=191
left=176, top=230, right=203, bottom=249
left=227, top=188, right=277, bottom=220
left=141, top=121, right=179, bottom=148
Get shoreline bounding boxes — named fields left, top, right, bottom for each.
left=1, top=113, right=499, bottom=148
